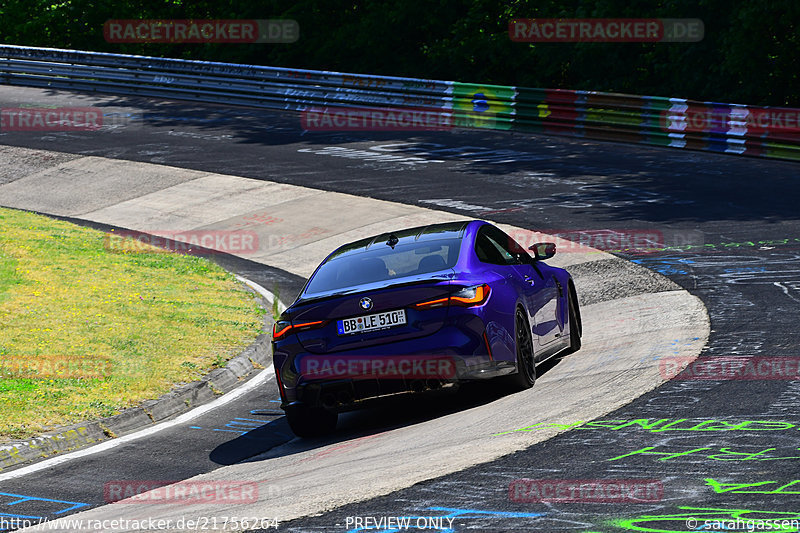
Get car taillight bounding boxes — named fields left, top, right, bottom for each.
left=272, top=320, right=328, bottom=341
left=411, top=297, right=449, bottom=310
left=450, top=284, right=491, bottom=306
left=412, top=284, right=491, bottom=310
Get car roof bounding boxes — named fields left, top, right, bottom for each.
left=325, top=220, right=472, bottom=261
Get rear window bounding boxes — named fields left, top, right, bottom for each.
left=304, top=238, right=462, bottom=295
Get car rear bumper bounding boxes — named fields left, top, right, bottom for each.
left=281, top=357, right=516, bottom=412
left=274, top=321, right=516, bottom=410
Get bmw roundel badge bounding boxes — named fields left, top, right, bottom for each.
left=359, top=297, right=373, bottom=311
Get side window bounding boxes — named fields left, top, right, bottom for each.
left=503, top=231, right=531, bottom=259
left=489, top=226, right=531, bottom=263
left=475, top=226, right=524, bottom=265
left=475, top=233, right=506, bottom=264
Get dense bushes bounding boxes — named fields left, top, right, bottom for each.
left=0, top=0, right=796, bottom=106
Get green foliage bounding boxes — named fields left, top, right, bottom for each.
left=0, top=0, right=796, bottom=105
left=0, top=251, right=25, bottom=305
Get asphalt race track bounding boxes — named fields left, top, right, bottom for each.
left=1, top=86, right=800, bottom=532
left=0, top=144, right=707, bottom=531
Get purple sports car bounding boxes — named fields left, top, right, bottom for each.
left=272, top=220, right=581, bottom=437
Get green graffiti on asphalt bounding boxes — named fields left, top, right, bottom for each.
left=493, top=418, right=798, bottom=436
left=706, top=477, right=800, bottom=495
left=608, top=445, right=800, bottom=463
left=606, top=237, right=800, bottom=254
left=611, top=507, right=800, bottom=532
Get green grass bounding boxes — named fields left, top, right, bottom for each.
left=0, top=249, right=25, bottom=305
left=0, top=207, right=264, bottom=440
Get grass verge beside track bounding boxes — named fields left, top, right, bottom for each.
left=0, top=207, right=264, bottom=441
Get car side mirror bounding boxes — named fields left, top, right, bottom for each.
left=529, top=242, right=556, bottom=260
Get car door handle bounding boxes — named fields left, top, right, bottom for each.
left=523, top=276, right=535, bottom=285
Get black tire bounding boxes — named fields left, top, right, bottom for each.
left=285, top=405, right=338, bottom=438
left=562, top=285, right=582, bottom=356
left=507, top=308, right=536, bottom=390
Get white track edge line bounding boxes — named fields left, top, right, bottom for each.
left=236, top=275, right=287, bottom=314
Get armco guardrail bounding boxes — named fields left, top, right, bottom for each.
left=514, top=89, right=800, bottom=161
left=0, top=45, right=797, bottom=161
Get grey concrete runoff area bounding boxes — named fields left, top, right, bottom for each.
left=0, top=146, right=709, bottom=531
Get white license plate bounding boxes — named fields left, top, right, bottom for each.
left=337, top=309, right=406, bottom=335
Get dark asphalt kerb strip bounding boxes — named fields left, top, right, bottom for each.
left=0, top=212, right=297, bottom=473
left=564, top=255, right=682, bottom=307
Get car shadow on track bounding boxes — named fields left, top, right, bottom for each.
left=210, top=416, right=295, bottom=465
left=213, top=356, right=564, bottom=464
left=339, top=355, right=563, bottom=433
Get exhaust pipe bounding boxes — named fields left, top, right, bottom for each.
left=426, top=378, right=442, bottom=390
left=321, top=393, right=338, bottom=409
left=410, top=380, right=425, bottom=393
left=336, top=389, right=354, bottom=405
